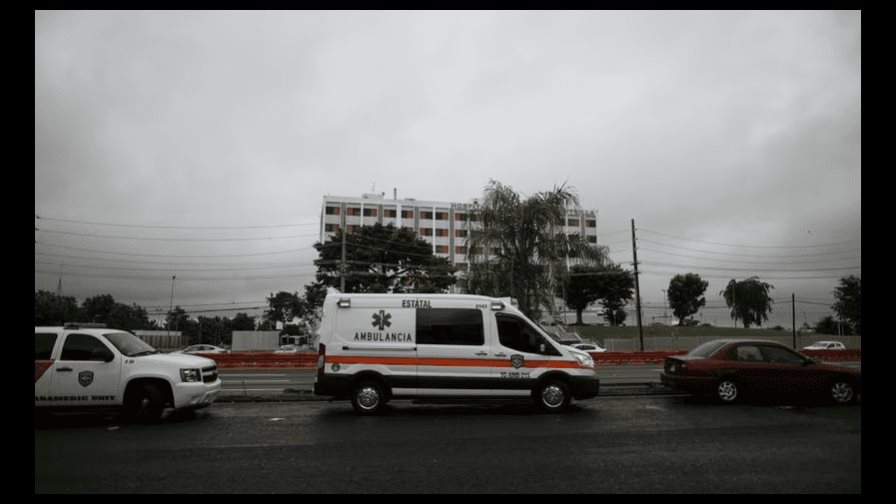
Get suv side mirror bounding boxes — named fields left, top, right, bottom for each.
left=92, top=347, right=114, bottom=362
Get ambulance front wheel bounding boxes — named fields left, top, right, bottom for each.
left=351, top=380, right=388, bottom=415
left=534, top=379, right=571, bottom=412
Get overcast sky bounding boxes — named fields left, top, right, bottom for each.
left=35, top=10, right=861, bottom=328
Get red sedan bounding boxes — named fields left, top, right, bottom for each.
left=660, top=339, right=860, bottom=404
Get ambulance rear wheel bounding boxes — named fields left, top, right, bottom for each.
left=535, top=379, right=571, bottom=412
left=351, top=380, right=387, bottom=415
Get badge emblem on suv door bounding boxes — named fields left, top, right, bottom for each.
left=78, top=370, right=94, bottom=387
left=510, top=354, right=524, bottom=369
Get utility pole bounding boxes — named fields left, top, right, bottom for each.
left=792, top=293, right=797, bottom=349
left=631, top=219, right=644, bottom=351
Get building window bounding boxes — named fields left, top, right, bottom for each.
left=455, top=212, right=466, bottom=221
left=587, top=235, right=597, bottom=243
left=346, top=224, right=358, bottom=234
left=586, top=219, right=596, bottom=228
left=325, top=206, right=340, bottom=215
left=324, top=223, right=340, bottom=232
left=435, top=245, right=449, bottom=254
left=455, top=246, right=467, bottom=255
left=420, top=211, right=434, bottom=220
left=435, top=211, right=449, bottom=220
left=383, top=209, right=397, bottom=218
left=401, top=210, right=414, bottom=218
left=455, top=229, right=467, bottom=237
left=363, top=208, right=377, bottom=217
left=421, top=228, right=433, bottom=236
left=435, top=228, right=449, bottom=237
left=346, top=207, right=361, bottom=216
left=401, top=226, right=415, bottom=234
left=568, top=218, right=580, bottom=227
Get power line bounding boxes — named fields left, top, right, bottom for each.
left=639, top=228, right=858, bottom=249
left=640, top=269, right=852, bottom=280
left=36, top=241, right=317, bottom=258
left=35, top=259, right=319, bottom=273
left=37, top=229, right=320, bottom=242
left=637, top=246, right=860, bottom=265
left=36, top=269, right=317, bottom=282
left=638, top=238, right=861, bottom=258
left=36, top=215, right=320, bottom=229
left=35, top=252, right=311, bottom=268
left=640, top=260, right=861, bottom=273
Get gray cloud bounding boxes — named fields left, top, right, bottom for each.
left=35, top=11, right=860, bottom=327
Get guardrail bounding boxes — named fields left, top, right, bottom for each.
left=197, top=351, right=318, bottom=368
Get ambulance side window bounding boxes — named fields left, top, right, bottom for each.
left=417, top=309, right=484, bottom=345
left=496, top=314, right=561, bottom=356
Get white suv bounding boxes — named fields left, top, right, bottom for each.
left=35, top=324, right=221, bottom=421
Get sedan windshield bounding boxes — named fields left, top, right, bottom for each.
left=102, top=332, right=159, bottom=357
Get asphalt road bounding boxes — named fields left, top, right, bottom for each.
left=35, top=395, right=860, bottom=493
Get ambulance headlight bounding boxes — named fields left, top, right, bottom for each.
left=180, top=368, right=202, bottom=382
left=573, top=352, right=594, bottom=369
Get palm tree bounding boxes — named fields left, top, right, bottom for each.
left=465, top=180, right=607, bottom=320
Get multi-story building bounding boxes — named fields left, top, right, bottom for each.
left=319, top=192, right=599, bottom=271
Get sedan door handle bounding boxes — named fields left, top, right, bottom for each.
left=494, top=353, right=507, bottom=358
left=475, top=351, right=488, bottom=356
left=56, top=367, right=73, bottom=372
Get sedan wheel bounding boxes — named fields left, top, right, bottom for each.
left=830, top=381, right=856, bottom=404
left=716, top=380, right=738, bottom=403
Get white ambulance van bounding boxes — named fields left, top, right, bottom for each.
left=313, top=290, right=599, bottom=414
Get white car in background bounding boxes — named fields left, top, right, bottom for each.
left=568, top=342, right=607, bottom=353
left=802, top=341, right=846, bottom=350
left=172, top=344, right=230, bottom=354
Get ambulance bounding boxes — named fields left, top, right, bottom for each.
left=313, top=290, right=600, bottom=414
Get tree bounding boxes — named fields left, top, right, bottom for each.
left=231, top=312, right=256, bottom=331
left=35, top=290, right=81, bottom=326
left=81, top=294, right=117, bottom=324
left=720, top=277, right=774, bottom=328
left=559, top=265, right=604, bottom=325
left=105, top=303, right=153, bottom=331
left=264, top=291, right=303, bottom=328
left=833, top=275, right=861, bottom=335
left=594, top=264, right=634, bottom=326
left=815, top=315, right=849, bottom=335
left=465, top=180, right=607, bottom=320
left=313, top=223, right=456, bottom=294
left=667, top=273, right=709, bottom=326
left=197, top=316, right=233, bottom=346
